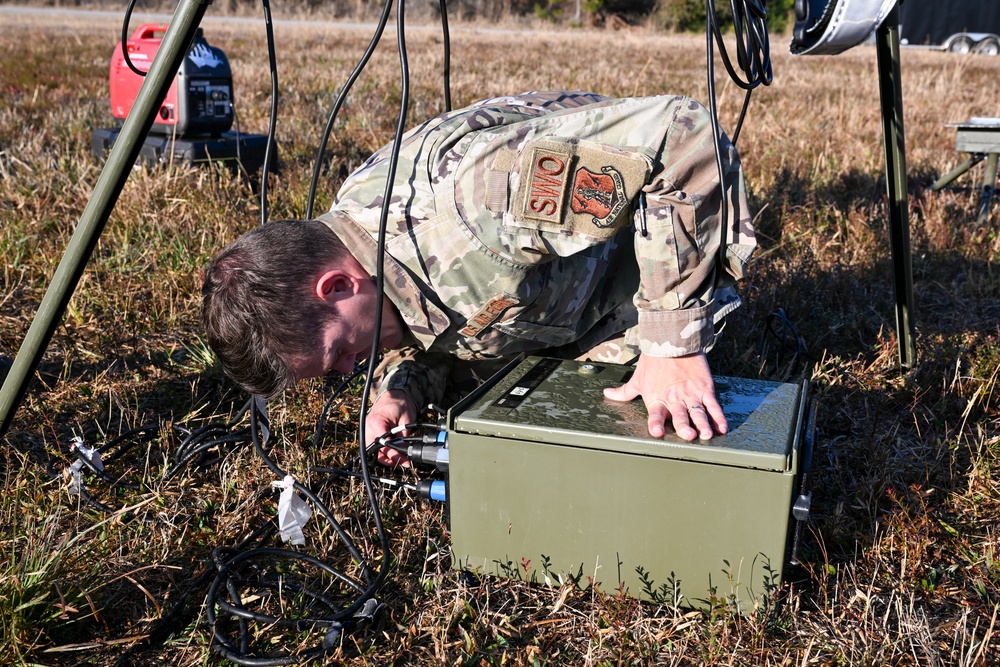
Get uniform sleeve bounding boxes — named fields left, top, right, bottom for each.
left=372, top=346, right=453, bottom=413
left=632, top=101, right=754, bottom=358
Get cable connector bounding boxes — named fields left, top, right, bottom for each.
left=415, top=479, right=447, bottom=502
left=406, top=441, right=448, bottom=471
left=421, top=430, right=447, bottom=445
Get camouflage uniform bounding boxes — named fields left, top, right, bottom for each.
left=318, top=91, right=755, bottom=411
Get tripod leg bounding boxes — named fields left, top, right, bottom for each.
left=977, top=152, right=998, bottom=226
left=875, top=4, right=916, bottom=369
left=931, top=154, right=984, bottom=191
left=0, top=0, right=211, bottom=440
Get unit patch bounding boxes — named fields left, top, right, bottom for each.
left=521, top=147, right=570, bottom=224
left=570, top=166, right=627, bottom=228
left=459, top=294, right=520, bottom=338
left=510, top=139, right=653, bottom=239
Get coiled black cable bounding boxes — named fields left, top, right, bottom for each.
left=705, top=0, right=772, bottom=147
left=704, top=0, right=771, bottom=321
left=205, top=366, right=453, bottom=664
left=58, top=403, right=257, bottom=514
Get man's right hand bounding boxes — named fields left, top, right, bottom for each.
left=365, top=389, right=417, bottom=467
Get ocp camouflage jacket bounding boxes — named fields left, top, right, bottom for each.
left=319, top=91, right=755, bottom=411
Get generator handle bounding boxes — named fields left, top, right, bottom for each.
left=132, top=24, right=168, bottom=41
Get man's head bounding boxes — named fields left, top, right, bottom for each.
left=201, top=219, right=350, bottom=398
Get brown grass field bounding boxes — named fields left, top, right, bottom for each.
left=1, top=8, right=999, bottom=666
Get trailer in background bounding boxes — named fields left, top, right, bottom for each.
left=899, top=0, right=1000, bottom=54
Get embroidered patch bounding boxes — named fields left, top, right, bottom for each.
left=570, top=166, right=628, bottom=228
left=521, top=147, right=570, bottom=224
left=510, top=139, right=652, bottom=239
left=459, top=294, right=520, bottom=338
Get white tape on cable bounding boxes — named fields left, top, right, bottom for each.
left=791, top=0, right=897, bottom=56
left=272, top=475, right=313, bottom=546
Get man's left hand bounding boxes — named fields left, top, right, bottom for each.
left=602, top=352, right=727, bottom=441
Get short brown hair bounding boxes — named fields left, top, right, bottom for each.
left=201, top=219, right=348, bottom=397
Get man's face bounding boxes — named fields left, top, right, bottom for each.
left=291, top=290, right=403, bottom=380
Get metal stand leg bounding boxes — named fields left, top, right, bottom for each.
left=931, top=153, right=985, bottom=191
left=978, top=152, right=998, bottom=225
left=875, top=4, right=916, bottom=369
left=0, top=0, right=211, bottom=440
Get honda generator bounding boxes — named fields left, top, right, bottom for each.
left=110, top=23, right=233, bottom=137
left=93, top=24, right=270, bottom=173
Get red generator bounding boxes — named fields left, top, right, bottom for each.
left=110, top=24, right=234, bottom=137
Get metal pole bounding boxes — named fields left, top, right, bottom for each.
left=875, top=4, right=917, bottom=369
left=0, top=0, right=211, bottom=440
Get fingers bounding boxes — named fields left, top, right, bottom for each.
left=703, top=393, right=728, bottom=435
left=663, top=400, right=699, bottom=441
left=601, top=353, right=729, bottom=441
left=365, top=389, right=417, bottom=447
left=684, top=404, right=713, bottom=441
left=645, top=399, right=669, bottom=438
left=603, top=381, right=641, bottom=403
left=364, top=415, right=396, bottom=447
left=377, top=446, right=410, bottom=468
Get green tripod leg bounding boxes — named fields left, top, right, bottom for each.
left=978, top=152, right=998, bottom=226
left=0, top=0, right=212, bottom=441
left=875, top=4, right=916, bottom=369
left=931, top=154, right=985, bottom=191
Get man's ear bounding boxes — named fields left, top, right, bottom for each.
left=315, top=270, right=357, bottom=302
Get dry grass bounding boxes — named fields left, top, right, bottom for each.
left=1, top=9, right=999, bottom=666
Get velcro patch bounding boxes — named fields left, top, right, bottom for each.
left=459, top=294, right=520, bottom=338
left=520, top=147, right=571, bottom=224
left=511, top=139, right=652, bottom=238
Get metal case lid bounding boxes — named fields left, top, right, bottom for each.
left=451, top=357, right=803, bottom=472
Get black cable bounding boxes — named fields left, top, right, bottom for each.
left=305, top=0, right=395, bottom=221
left=249, top=400, right=373, bottom=576
left=705, top=0, right=772, bottom=146
left=203, top=398, right=385, bottom=665
left=704, top=0, right=771, bottom=316
left=312, top=366, right=366, bottom=450
left=312, top=466, right=416, bottom=491
left=120, top=0, right=146, bottom=78
left=231, top=103, right=245, bottom=174
left=259, top=0, right=280, bottom=225
left=216, top=12, right=422, bottom=662
left=59, top=402, right=257, bottom=513
left=353, top=0, right=411, bottom=624
left=439, top=0, right=452, bottom=112
left=758, top=307, right=809, bottom=381
left=112, top=520, right=277, bottom=667
left=305, top=0, right=452, bottom=220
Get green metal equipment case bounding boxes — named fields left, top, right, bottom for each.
left=447, top=357, right=811, bottom=610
